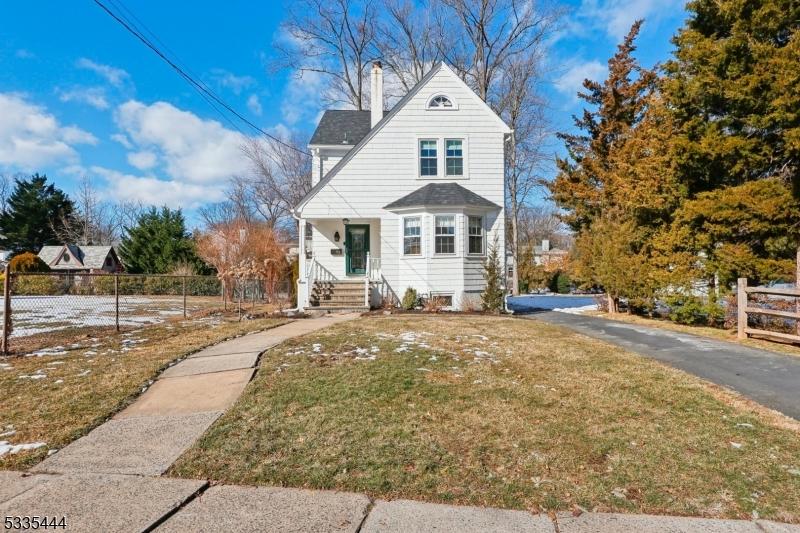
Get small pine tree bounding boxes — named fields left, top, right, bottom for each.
left=401, top=287, right=418, bottom=310
left=481, top=238, right=504, bottom=313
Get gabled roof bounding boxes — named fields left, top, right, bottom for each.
left=295, top=62, right=511, bottom=214
left=38, top=246, right=63, bottom=266
left=38, top=244, right=117, bottom=270
left=309, top=110, right=387, bottom=146
left=384, top=183, right=500, bottom=210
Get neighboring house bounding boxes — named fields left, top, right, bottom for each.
left=295, top=62, right=510, bottom=310
left=0, top=250, right=11, bottom=269
left=38, top=244, right=123, bottom=273
left=533, top=239, right=568, bottom=270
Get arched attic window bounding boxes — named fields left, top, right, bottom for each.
left=427, top=95, right=455, bottom=109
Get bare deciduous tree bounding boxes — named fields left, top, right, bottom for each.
left=435, top=0, right=558, bottom=102
left=56, top=177, right=134, bottom=245
left=276, top=0, right=377, bottom=109
left=375, top=0, right=442, bottom=96
left=238, top=135, right=312, bottom=231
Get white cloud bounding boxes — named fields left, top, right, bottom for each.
left=76, top=58, right=131, bottom=88
left=110, top=133, right=133, bottom=149
left=247, top=94, right=263, bottom=116
left=113, top=100, right=250, bottom=183
left=209, top=69, right=256, bottom=95
left=281, top=69, right=327, bottom=125
left=127, top=150, right=158, bottom=170
left=578, top=0, right=683, bottom=40
left=555, top=60, right=608, bottom=97
left=91, top=166, right=225, bottom=209
left=0, top=92, right=97, bottom=169
left=58, top=86, right=110, bottom=110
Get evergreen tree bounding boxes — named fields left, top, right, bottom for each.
left=659, top=0, right=800, bottom=286
left=549, top=22, right=670, bottom=310
left=0, top=174, right=74, bottom=253
left=119, top=206, right=203, bottom=274
left=481, top=238, right=505, bottom=313
left=549, top=21, right=657, bottom=232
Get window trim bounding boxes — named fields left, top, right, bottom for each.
left=426, top=93, right=458, bottom=110
left=418, top=138, right=439, bottom=178
left=445, top=138, right=464, bottom=177
left=467, top=214, right=485, bottom=256
left=433, top=214, right=457, bottom=256
left=416, top=136, right=469, bottom=180
left=402, top=215, right=423, bottom=257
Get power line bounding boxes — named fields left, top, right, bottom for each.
left=93, top=0, right=311, bottom=156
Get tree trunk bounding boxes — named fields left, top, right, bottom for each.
left=607, top=293, right=619, bottom=314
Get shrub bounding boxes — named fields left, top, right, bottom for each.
left=422, top=296, right=447, bottom=313
left=9, top=252, right=49, bottom=273
left=401, top=287, right=418, bottom=310
left=13, top=274, right=61, bottom=296
left=665, top=294, right=726, bottom=327
left=549, top=271, right=572, bottom=294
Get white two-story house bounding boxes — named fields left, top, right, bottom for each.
left=295, top=61, right=510, bottom=311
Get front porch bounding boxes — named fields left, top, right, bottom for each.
left=297, top=217, right=385, bottom=311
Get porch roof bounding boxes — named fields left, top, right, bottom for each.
left=384, top=183, right=500, bottom=211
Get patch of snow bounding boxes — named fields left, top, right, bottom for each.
left=552, top=305, right=596, bottom=315
left=18, top=372, right=47, bottom=380
left=0, top=441, right=46, bottom=456
left=27, top=346, right=67, bottom=357
left=730, top=442, right=743, bottom=449
left=77, top=370, right=91, bottom=377
left=0, top=430, right=16, bottom=438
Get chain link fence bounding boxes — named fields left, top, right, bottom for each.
left=1, top=270, right=292, bottom=354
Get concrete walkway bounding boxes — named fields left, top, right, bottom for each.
left=520, top=311, right=800, bottom=420
left=2, top=470, right=797, bottom=532
left=32, top=314, right=358, bottom=477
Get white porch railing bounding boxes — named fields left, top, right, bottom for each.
left=366, top=253, right=382, bottom=281
left=305, top=257, right=336, bottom=284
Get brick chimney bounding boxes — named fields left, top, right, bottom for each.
left=370, top=61, right=383, bottom=128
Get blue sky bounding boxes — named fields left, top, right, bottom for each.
left=0, top=0, right=687, bottom=224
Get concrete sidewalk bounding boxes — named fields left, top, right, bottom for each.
left=520, top=311, right=800, bottom=420
left=32, top=314, right=358, bottom=477
left=2, top=471, right=797, bottom=532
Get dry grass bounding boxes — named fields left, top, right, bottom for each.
left=0, top=315, right=289, bottom=470
left=588, top=311, right=800, bottom=358
left=170, top=315, right=800, bottom=522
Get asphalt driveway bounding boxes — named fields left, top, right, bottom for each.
left=519, top=311, right=800, bottom=420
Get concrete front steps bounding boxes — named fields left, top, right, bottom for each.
left=311, top=280, right=369, bottom=311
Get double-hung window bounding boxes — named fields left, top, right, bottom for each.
left=403, top=217, right=421, bottom=255
left=468, top=216, right=484, bottom=255
left=419, top=140, right=438, bottom=176
left=445, top=139, right=463, bottom=176
left=434, top=215, right=455, bottom=254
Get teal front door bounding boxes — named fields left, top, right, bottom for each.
left=345, top=224, right=369, bottom=275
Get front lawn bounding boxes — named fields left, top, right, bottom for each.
left=169, top=316, right=800, bottom=522
left=0, top=316, right=289, bottom=470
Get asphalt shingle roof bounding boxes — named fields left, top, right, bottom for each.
left=384, top=183, right=500, bottom=210
left=309, top=110, right=387, bottom=146
left=38, top=245, right=117, bottom=270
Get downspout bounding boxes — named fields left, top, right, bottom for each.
left=503, top=130, right=514, bottom=314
